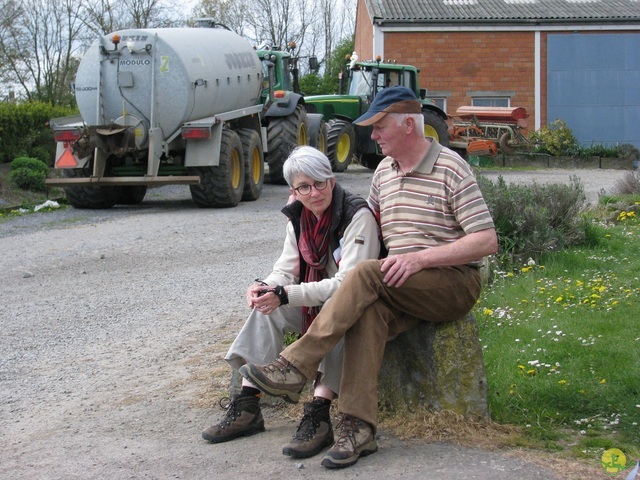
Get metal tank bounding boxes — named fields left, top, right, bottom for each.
left=74, top=27, right=263, bottom=148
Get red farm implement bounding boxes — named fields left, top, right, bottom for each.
left=449, top=106, right=530, bottom=155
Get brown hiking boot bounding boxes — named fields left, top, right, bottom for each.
left=238, top=356, right=307, bottom=404
left=201, top=395, right=265, bottom=443
left=282, top=401, right=334, bottom=458
left=320, top=414, right=377, bottom=469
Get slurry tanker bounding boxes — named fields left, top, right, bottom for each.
left=47, top=24, right=310, bottom=208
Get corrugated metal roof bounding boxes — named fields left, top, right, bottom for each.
left=367, top=0, right=640, bottom=24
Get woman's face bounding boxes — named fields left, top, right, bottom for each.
left=290, top=174, right=335, bottom=218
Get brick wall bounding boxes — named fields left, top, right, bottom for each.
left=384, top=31, right=537, bottom=122
left=354, top=0, right=374, bottom=59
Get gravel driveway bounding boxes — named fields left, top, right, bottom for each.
left=1, top=165, right=626, bottom=479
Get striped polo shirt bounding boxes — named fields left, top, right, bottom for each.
left=368, top=141, right=495, bottom=264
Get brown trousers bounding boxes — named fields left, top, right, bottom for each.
left=281, top=259, right=481, bottom=429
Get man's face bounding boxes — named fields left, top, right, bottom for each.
left=370, top=114, right=405, bottom=158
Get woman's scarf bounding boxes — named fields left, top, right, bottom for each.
left=298, top=204, right=332, bottom=333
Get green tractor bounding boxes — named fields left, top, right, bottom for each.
left=304, top=56, right=450, bottom=171
left=256, top=42, right=328, bottom=183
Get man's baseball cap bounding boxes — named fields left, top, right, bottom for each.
left=354, top=85, right=422, bottom=126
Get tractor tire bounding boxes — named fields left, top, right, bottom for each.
left=237, top=128, right=264, bottom=202
left=422, top=110, right=450, bottom=148
left=327, top=119, right=355, bottom=172
left=117, top=186, right=147, bottom=205
left=61, top=168, right=118, bottom=209
left=188, top=129, right=245, bottom=208
left=307, top=113, right=328, bottom=154
left=266, top=104, right=308, bottom=184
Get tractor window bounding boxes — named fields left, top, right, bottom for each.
left=386, top=71, right=401, bottom=87
left=260, top=58, right=292, bottom=91
left=260, top=61, right=270, bottom=91
left=376, top=70, right=414, bottom=91
left=348, top=70, right=372, bottom=96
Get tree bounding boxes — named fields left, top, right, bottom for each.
left=0, top=0, right=84, bottom=105
left=191, top=0, right=356, bottom=76
left=324, top=36, right=354, bottom=93
left=190, top=0, right=249, bottom=34
left=78, top=0, right=130, bottom=38
left=298, top=36, right=353, bottom=95
left=80, top=0, right=181, bottom=39
left=0, top=0, right=355, bottom=104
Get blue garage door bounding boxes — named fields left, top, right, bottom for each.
left=548, top=33, right=640, bottom=148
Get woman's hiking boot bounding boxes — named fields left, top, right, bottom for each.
left=202, top=395, right=265, bottom=443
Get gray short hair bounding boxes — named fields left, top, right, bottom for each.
left=391, top=112, right=424, bottom=131
left=282, top=146, right=335, bottom=186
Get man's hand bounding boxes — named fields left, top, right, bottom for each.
left=379, top=228, right=498, bottom=288
left=380, top=252, right=424, bottom=288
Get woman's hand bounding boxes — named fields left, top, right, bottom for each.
left=246, top=284, right=280, bottom=314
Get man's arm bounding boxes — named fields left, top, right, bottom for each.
left=380, top=228, right=498, bottom=288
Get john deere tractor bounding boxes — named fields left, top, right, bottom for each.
left=304, top=56, right=449, bottom=171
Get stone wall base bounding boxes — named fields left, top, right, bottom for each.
left=378, top=313, right=489, bottom=419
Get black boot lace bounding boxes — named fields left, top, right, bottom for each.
left=292, top=411, right=320, bottom=441
left=218, top=397, right=241, bottom=429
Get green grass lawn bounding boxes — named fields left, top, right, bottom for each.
left=475, top=210, right=640, bottom=460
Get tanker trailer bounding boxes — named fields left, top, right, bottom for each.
left=46, top=26, right=267, bottom=208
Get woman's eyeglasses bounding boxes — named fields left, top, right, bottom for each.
left=293, top=180, right=328, bottom=196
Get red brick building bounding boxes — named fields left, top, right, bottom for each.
left=354, top=0, right=640, bottom=148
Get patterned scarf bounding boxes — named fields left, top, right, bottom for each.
left=298, top=204, right=332, bottom=333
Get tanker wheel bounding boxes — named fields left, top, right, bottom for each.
left=327, top=119, right=355, bottom=172
left=238, top=128, right=264, bottom=202
left=61, top=168, right=118, bottom=209
left=422, top=110, right=450, bottom=148
left=189, top=129, right=245, bottom=208
left=499, top=131, right=516, bottom=155
left=307, top=114, right=328, bottom=154
left=266, top=104, right=308, bottom=184
left=117, top=186, right=147, bottom=205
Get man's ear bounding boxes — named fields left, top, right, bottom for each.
left=406, top=116, right=415, bottom=133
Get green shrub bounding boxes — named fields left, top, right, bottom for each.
left=612, top=171, right=640, bottom=196
left=0, top=101, right=77, bottom=164
left=529, top=119, right=578, bottom=156
left=477, top=174, right=590, bottom=267
left=582, top=143, right=619, bottom=158
left=8, top=156, right=49, bottom=192
left=617, top=143, right=640, bottom=160
left=9, top=167, right=47, bottom=192
left=10, top=156, right=49, bottom=175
